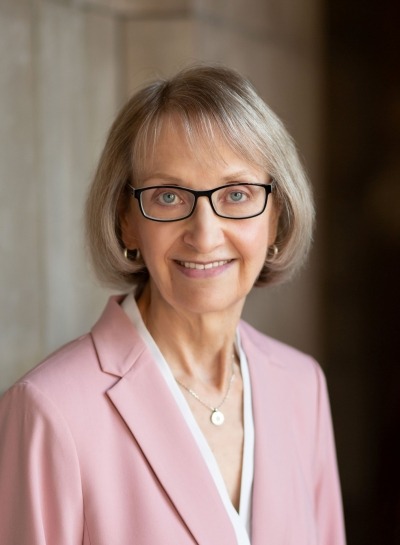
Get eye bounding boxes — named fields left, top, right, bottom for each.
left=153, top=190, right=184, bottom=206
left=227, top=190, right=248, bottom=203
left=220, top=185, right=253, bottom=204
left=160, top=192, right=178, bottom=204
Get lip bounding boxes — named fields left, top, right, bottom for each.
left=174, top=259, right=234, bottom=278
left=178, top=260, right=230, bottom=270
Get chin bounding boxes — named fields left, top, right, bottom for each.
left=171, top=291, right=246, bottom=317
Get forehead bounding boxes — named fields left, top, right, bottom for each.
left=132, top=113, right=266, bottom=183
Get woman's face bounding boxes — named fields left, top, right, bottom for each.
left=121, top=118, right=278, bottom=318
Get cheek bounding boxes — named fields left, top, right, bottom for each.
left=242, top=219, right=270, bottom=255
left=136, top=224, right=175, bottom=265
left=124, top=207, right=157, bottom=251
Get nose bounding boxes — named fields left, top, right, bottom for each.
left=182, top=195, right=225, bottom=253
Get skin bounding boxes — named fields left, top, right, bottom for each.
left=121, top=117, right=278, bottom=509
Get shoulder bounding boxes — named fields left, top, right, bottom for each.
left=238, top=319, right=328, bottom=408
left=239, top=321, right=333, bottom=455
left=16, top=332, right=98, bottom=391
left=239, top=319, right=321, bottom=374
left=0, top=294, right=138, bottom=427
left=2, top=295, right=128, bottom=401
left=0, top=333, right=100, bottom=422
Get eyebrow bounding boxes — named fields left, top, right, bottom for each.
left=140, top=169, right=265, bottom=186
left=140, top=174, right=183, bottom=186
left=221, top=170, right=263, bottom=182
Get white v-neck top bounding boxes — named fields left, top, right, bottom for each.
left=122, top=294, right=254, bottom=544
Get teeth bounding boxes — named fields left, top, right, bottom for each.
left=180, top=260, right=229, bottom=270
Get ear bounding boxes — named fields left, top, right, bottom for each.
left=119, top=205, right=139, bottom=250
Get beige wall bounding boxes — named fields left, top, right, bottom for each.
left=0, top=0, right=323, bottom=391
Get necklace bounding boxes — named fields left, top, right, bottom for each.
left=176, top=356, right=236, bottom=426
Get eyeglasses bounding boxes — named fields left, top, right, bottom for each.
left=127, top=182, right=274, bottom=222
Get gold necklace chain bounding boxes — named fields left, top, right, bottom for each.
left=176, top=356, right=236, bottom=426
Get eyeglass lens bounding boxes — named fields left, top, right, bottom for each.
left=139, top=184, right=268, bottom=220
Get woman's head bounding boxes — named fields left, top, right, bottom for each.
left=85, top=64, right=315, bottom=293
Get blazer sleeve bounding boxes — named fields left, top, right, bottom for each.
left=0, top=382, right=84, bottom=545
left=313, top=365, right=347, bottom=545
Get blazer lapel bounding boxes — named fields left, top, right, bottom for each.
left=92, top=297, right=237, bottom=545
left=240, top=324, right=295, bottom=544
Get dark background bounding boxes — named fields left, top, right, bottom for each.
left=324, top=0, right=399, bottom=542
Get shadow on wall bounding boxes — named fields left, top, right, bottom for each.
left=324, top=0, right=400, bottom=542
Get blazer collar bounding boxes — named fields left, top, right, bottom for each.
left=91, top=295, right=146, bottom=377
left=91, top=296, right=237, bottom=545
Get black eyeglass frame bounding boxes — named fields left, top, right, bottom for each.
left=127, top=181, right=275, bottom=222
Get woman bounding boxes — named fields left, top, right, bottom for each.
left=0, top=65, right=346, bottom=544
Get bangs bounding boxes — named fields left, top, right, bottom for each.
left=130, top=108, right=269, bottom=186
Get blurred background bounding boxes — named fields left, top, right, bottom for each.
left=0, top=0, right=398, bottom=542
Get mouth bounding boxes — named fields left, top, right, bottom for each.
left=177, top=259, right=231, bottom=270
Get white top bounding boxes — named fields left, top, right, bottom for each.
left=122, top=293, right=254, bottom=544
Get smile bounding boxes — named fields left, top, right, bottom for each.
left=178, top=260, right=231, bottom=270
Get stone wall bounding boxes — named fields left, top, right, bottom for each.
left=0, top=0, right=323, bottom=391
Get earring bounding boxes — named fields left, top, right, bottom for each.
left=124, top=248, right=141, bottom=261
left=268, top=244, right=279, bottom=261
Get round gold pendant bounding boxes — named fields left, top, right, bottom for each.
left=211, top=409, right=224, bottom=426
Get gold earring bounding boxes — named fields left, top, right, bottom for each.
left=268, top=244, right=279, bottom=261
left=124, top=248, right=141, bottom=261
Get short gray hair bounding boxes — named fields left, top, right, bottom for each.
left=85, top=64, right=315, bottom=293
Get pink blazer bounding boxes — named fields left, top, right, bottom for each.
left=0, top=296, right=346, bottom=545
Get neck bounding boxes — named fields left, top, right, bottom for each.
left=137, top=284, right=243, bottom=390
